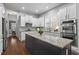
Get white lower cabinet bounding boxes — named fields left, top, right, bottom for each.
left=0, top=39, right=3, bottom=54
left=21, top=32, right=25, bottom=41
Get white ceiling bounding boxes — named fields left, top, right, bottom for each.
left=4, top=3, right=64, bottom=16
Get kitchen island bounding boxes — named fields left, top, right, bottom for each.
left=25, top=31, right=73, bottom=55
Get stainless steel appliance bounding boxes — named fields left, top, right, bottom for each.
left=61, top=19, right=77, bottom=46
left=25, top=23, right=32, bottom=31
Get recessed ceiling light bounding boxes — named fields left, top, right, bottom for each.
left=36, top=10, right=38, bottom=12
left=46, top=6, right=48, bottom=9
left=22, top=7, right=25, bottom=10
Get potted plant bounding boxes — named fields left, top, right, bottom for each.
left=36, top=27, right=43, bottom=35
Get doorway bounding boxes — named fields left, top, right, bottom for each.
left=2, top=18, right=7, bottom=51
left=9, top=21, right=16, bottom=34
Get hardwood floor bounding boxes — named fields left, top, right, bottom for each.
left=2, top=36, right=78, bottom=55
left=2, top=36, right=31, bottom=55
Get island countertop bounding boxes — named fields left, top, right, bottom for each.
left=25, top=31, right=73, bottom=49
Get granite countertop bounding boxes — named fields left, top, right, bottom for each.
left=25, top=31, right=73, bottom=49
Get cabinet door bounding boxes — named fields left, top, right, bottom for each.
left=21, top=16, right=26, bottom=26
left=21, top=32, right=25, bottom=41
left=38, top=17, right=44, bottom=27
left=58, top=8, right=66, bottom=19
left=21, top=15, right=32, bottom=26
left=32, top=18, right=39, bottom=27
left=67, top=4, right=76, bottom=19
left=32, top=18, right=36, bottom=27
left=45, top=16, right=51, bottom=28
left=27, top=16, right=32, bottom=23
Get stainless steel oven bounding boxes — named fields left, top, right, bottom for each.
left=61, top=19, right=77, bottom=46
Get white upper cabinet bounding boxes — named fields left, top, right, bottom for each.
left=44, top=10, right=60, bottom=32
left=21, top=16, right=26, bottom=26
left=24, top=15, right=32, bottom=23
left=38, top=16, right=44, bottom=27
left=58, top=4, right=76, bottom=20
left=58, top=7, right=66, bottom=19
left=45, top=15, right=51, bottom=28
left=32, top=18, right=37, bottom=27
left=32, top=16, right=44, bottom=27
left=21, top=15, right=41, bottom=27
left=21, top=15, right=33, bottom=26
left=27, top=16, right=33, bottom=23
left=32, top=18, right=39, bottom=27
left=67, top=4, right=76, bottom=19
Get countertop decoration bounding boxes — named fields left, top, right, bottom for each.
left=54, top=26, right=59, bottom=32
left=36, top=27, right=43, bottom=35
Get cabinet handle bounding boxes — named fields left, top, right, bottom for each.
left=65, top=14, right=67, bottom=19
left=68, top=14, right=69, bottom=19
